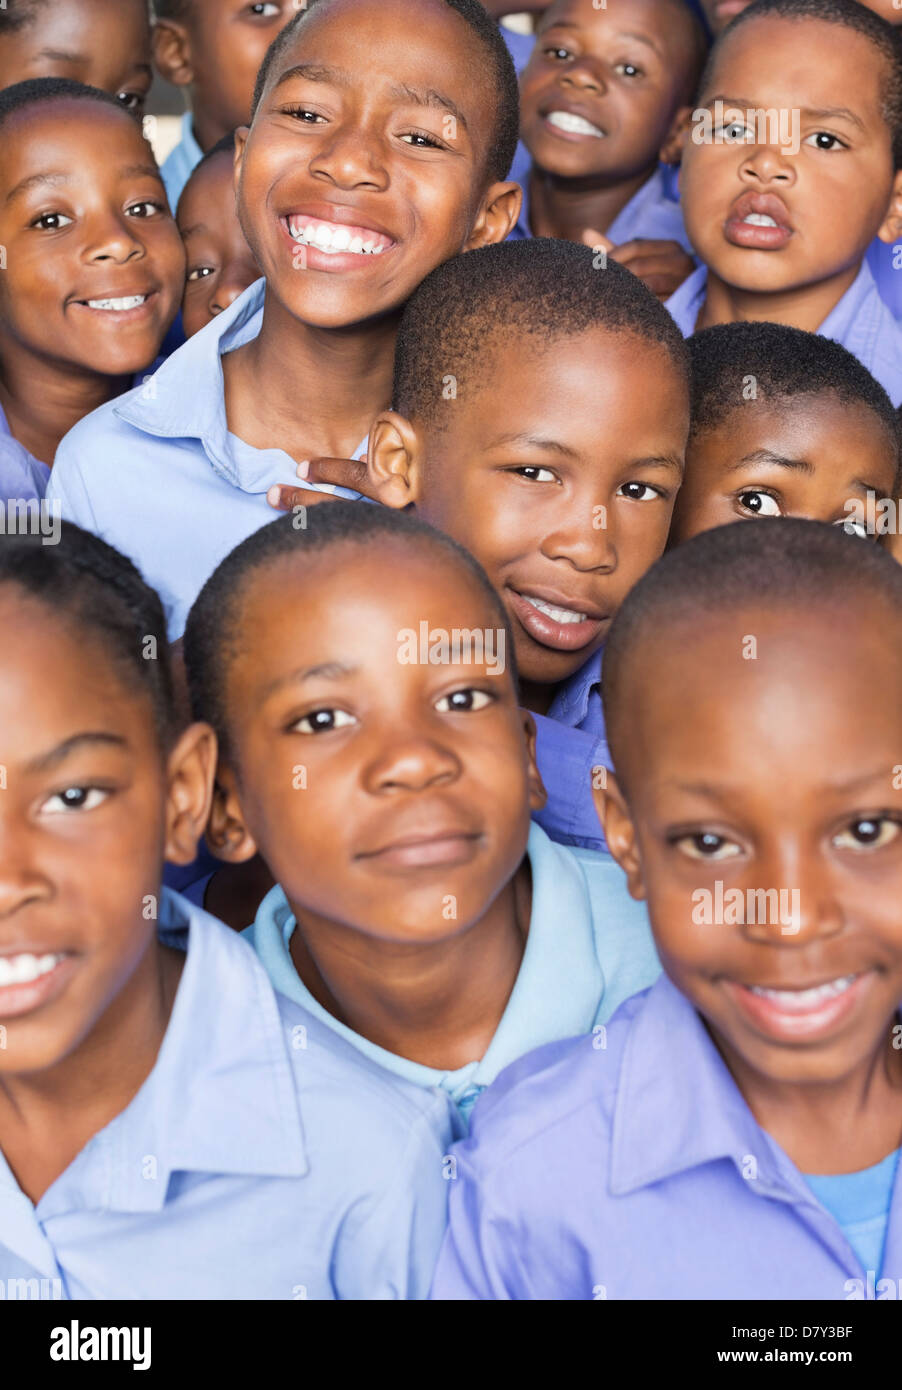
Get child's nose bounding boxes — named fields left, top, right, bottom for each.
left=309, top=122, right=390, bottom=193
left=560, top=61, right=606, bottom=96
left=364, top=733, right=461, bottom=795
left=84, top=212, right=146, bottom=263
left=740, top=144, right=795, bottom=185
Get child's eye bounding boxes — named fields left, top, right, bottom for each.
left=512, top=466, right=556, bottom=482
left=805, top=131, right=846, bottom=151
left=618, top=482, right=661, bottom=502
left=292, top=708, right=356, bottom=734
left=41, top=787, right=109, bottom=815
left=833, top=817, right=900, bottom=851
left=614, top=63, right=642, bottom=78
left=247, top=2, right=281, bottom=15
left=720, top=121, right=753, bottom=143
left=117, top=92, right=146, bottom=114
left=126, top=201, right=164, bottom=219
left=187, top=266, right=216, bottom=282
left=284, top=107, right=327, bottom=125
left=835, top=515, right=871, bottom=540
left=435, top=689, right=494, bottom=713
left=737, top=490, right=781, bottom=517
left=674, top=832, right=742, bottom=861
left=400, top=131, right=445, bottom=150
left=32, top=211, right=73, bottom=230
left=544, top=46, right=573, bottom=61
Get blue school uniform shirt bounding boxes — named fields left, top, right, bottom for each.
left=243, top=823, right=659, bottom=1129
left=0, top=402, right=50, bottom=504
left=160, top=112, right=203, bottom=211
left=507, top=156, right=693, bottom=252
left=0, top=889, right=452, bottom=1300
left=666, top=262, right=902, bottom=406
left=807, top=1151, right=901, bottom=1278
left=867, top=238, right=902, bottom=320
left=46, top=279, right=366, bottom=642
left=430, top=973, right=902, bottom=1300
left=532, top=647, right=610, bottom=853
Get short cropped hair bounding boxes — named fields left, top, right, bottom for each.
left=703, top=0, right=902, bottom=167
left=250, top=0, right=521, bottom=183
left=393, top=237, right=690, bottom=430
left=688, top=321, right=902, bottom=485
left=0, top=76, right=146, bottom=138
left=184, top=503, right=517, bottom=759
left=0, top=522, right=176, bottom=750
left=602, top=516, right=902, bottom=769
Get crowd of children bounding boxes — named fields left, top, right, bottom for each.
left=1, top=0, right=902, bottom=1302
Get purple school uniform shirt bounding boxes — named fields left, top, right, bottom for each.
left=533, top=648, right=610, bottom=854
left=867, top=238, right=902, bottom=320
left=431, top=973, right=902, bottom=1300
left=0, top=402, right=50, bottom=504
left=666, top=262, right=902, bottom=406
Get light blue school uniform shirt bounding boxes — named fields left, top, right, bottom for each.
left=430, top=974, right=902, bottom=1300
left=160, top=112, right=203, bottom=211
left=807, top=1151, right=901, bottom=1278
left=46, top=279, right=365, bottom=641
left=243, top=823, right=660, bottom=1128
left=0, top=889, right=452, bottom=1300
left=532, top=648, right=610, bottom=853
left=0, top=401, right=50, bottom=504
left=665, top=261, right=902, bottom=406
left=867, top=238, right=902, bottom=320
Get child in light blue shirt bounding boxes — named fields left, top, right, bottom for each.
left=183, top=505, right=661, bottom=1127
left=50, top=0, right=522, bottom=640
left=0, top=522, right=450, bottom=1300
left=666, top=0, right=902, bottom=403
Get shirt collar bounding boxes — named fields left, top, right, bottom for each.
left=609, top=974, right=814, bottom=1204
left=665, top=263, right=708, bottom=336
left=547, top=646, right=604, bottom=728
left=44, top=889, right=310, bottom=1216
left=665, top=261, right=879, bottom=342
left=250, top=824, right=605, bottom=1104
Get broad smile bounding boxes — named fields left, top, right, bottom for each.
left=509, top=586, right=608, bottom=653
left=724, top=971, right=871, bottom=1042
left=541, top=107, right=606, bottom=140
left=0, top=949, right=77, bottom=1021
left=279, top=204, right=398, bottom=270
left=70, top=288, right=159, bottom=321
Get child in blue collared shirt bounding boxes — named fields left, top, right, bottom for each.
left=433, top=519, right=902, bottom=1300
left=0, top=522, right=450, bottom=1300
left=183, top=504, right=661, bottom=1126
left=49, top=0, right=523, bottom=641
left=0, top=80, right=185, bottom=503
left=509, top=0, right=706, bottom=301
left=667, top=0, right=902, bottom=403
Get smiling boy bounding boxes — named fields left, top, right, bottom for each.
left=671, top=321, right=901, bottom=543
left=667, top=0, right=902, bottom=403
left=183, top=505, right=660, bottom=1124
left=49, top=0, right=521, bottom=641
left=0, top=79, right=185, bottom=501
left=433, top=519, right=902, bottom=1299
left=0, top=0, right=153, bottom=116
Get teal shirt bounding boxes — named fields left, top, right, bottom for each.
left=806, top=1150, right=901, bottom=1276
left=243, top=823, right=660, bottom=1125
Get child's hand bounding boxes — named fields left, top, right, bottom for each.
left=267, top=457, right=381, bottom=513
left=581, top=229, right=696, bottom=301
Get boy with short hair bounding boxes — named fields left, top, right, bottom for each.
left=511, top=0, right=706, bottom=299
left=671, top=321, right=901, bottom=543
left=668, top=0, right=902, bottom=403
left=183, top=504, right=661, bottom=1125
left=0, top=0, right=152, bottom=116
left=433, top=519, right=902, bottom=1299
left=0, top=79, right=186, bottom=502
left=177, top=132, right=260, bottom=338
left=48, top=0, right=522, bottom=641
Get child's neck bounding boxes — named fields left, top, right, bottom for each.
left=519, top=678, right=556, bottom=717
left=287, top=860, right=532, bottom=1070
left=697, top=262, right=862, bottom=336
left=714, top=1020, right=902, bottom=1175
left=0, top=941, right=183, bottom=1204
left=0, top=348, right=130, bottom=466
left=527, top=161, right=658, bottom=242
left=222, top=289, right=399, bottom=463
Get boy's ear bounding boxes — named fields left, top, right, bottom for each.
left=152, top=20, right=194, bottom=89
left=164, top=722, right=218, bottom=866
left=205, top=764, right=260, bottom=866
left=876, top=169, right=902, bottom=246
left=464, top=180, right=522, bottom=249
left=520, top=711, right=548, bottom=813
left=233, top=126, right=250, bottom=191
left=592, top=769, right=647, bottom=901
left=660, top=105, right=695, bottom=165
left=367, top=410, right=424, bottom=508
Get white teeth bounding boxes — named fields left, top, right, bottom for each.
left=749, top=975, right=857, bottom=1007
left=287, top=218, right=390, bottom=255
left=743, top=213, right=778, bottom=227
left=0, top=952, right=63, bottom=987
left=85, top=295, right=147, bottom=311
left=523, top=595, right=587, bottom=625
left=546, top=109, right=605, bottom=138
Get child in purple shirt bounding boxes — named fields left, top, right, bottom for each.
left=433, top=519, right=902, bottom=1300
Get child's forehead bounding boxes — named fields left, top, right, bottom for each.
left=0, top=100, right=150, bottom=173
left=705, top=14, right=886, bottom=112
left=179, top=153, right=236, bottom=214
